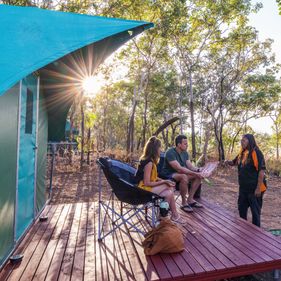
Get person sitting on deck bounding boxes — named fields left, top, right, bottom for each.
left=225, top=134, right=267, bottom=227
left=160, top=135, right=204, bottom=213
left=135, top=136, right=184, bottom=224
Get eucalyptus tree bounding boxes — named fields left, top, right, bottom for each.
left=94, top=0, right=180, bottom=149
left=163, top=0, right=262, bottom=159
left=271, top=111, right=281, bottom=159
left=201, top=26, right=274, bottom=161
left=277, top=0, right=281, bottom=14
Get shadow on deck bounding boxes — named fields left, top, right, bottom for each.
left=0, top=195, right=281, bottom=281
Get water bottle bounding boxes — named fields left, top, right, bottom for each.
left=159, top=200, right=169, bottom=217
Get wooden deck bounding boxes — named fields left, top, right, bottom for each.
left=0, top=199, right=281, bottom=281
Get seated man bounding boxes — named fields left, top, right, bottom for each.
left=161, top=134, right=203, bottom=212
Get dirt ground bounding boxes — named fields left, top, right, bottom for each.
left=49, top=157, right=281, bottom=281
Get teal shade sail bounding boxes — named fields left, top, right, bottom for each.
left=0, top=5, right=153, bottom=96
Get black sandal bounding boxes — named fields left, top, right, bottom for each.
left=189, top=201, right=203, bottom=208
left=180, top=204, right=193, bottom=213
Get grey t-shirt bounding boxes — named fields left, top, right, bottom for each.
left=161, top=147, right=189, bottom=176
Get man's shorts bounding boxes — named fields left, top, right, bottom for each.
left=159, top=173, right=180, bottom=190
left=159, top=173, right=176, bottom=181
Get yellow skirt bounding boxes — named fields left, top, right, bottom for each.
left=138, top=181, right=152, bottom=192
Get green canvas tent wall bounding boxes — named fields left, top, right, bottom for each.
left=0, top=4, right=153, bottom=267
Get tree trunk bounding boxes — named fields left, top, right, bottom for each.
left=276, top=123, right=279, bottom=160
left=179, top=77, right=184, bottom=134
left=202, top=125, right=211, bottom=165
left=219, top=107, right=225, bottom=161
left=214, top=106, right=225, bottom=161
left=80, top=100, right=85, bottom=171
left=136, top=72, right=149, bottom=149
left=230, top=126, right=243, bottom=154
left=153, top=117, right=180, bottom=136
left=277, top=137, right=279, bottom=160
left=87, top=128, right=91, bottom=165
left=141, top=94, right=148, bottom=148
left=213, top=116, right=224, bottom=161
left=137, top=137, right=142, bottom=151
left=218, top=135, right=225, bottom=161
left=69, top=110, right=75, bottom=165
left=130, top=119, right=135, bottom=153
left=188, top=69, right=196, bottom=159
left=161, top=131, right=169, bottom=149
left=127, top=87, right=138, bottom=154
left=213, top=122, right=221, bottom=160
left=103, top=107, right=107, bottom=150
left=171, top=123, right=179, bottom=147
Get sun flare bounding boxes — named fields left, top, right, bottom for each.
left=82, top=76, right=101, bottom=96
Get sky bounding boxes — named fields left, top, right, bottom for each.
left=247, top=0, right=281, bottom=134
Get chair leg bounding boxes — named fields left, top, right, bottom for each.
left=98, top=165, right=102, bottom=242
left=99, top=203, right=146, bottom=239
left=151, top=203, right=156, bottom=227
left=112, top=193, right=115, bottom=225
left=273, top=269, right=280, bottom=280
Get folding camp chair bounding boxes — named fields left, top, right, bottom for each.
left=97, top=157, right=163, bottom=241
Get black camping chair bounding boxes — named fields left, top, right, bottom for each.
left=97, top=157, right=163, bottom=241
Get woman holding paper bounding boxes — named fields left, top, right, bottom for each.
left=225, top=134, right=267, bottom=227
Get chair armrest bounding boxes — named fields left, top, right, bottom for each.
left=118, top=178, right=137, bottom=188
left=96, top=158, right=108, bottom=169
left=120, top=178, right=163, bottom=200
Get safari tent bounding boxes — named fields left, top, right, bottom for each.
left=0, top=4, right=152, bottom=266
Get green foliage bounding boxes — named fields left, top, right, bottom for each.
left=277, top=0, right=281, bottom=15
left=5, top=0, right=281, bottom=162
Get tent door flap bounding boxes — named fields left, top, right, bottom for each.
left=15, top=74, right=38, bottom=241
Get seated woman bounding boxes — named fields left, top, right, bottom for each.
left=135, top=136, right=184, bottom=224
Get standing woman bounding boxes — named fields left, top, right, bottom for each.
left=135, top=136, right=184, bottom=224
left=226, top=134, right=267, bottom=227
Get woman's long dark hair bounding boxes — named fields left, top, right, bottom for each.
left=140, top=136, right=161, bottom=164
left=243, top=134, right=258, bottom=153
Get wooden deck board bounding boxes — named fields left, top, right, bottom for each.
left=195, top=207, right=274, bottom=262
left=58, top=202, right=82, bottom=281
left=0, top=205, right=53, bottom=281
left=71, top=202, right=88, bottom=281
left=115, top=228, right=141, bottom=280
left=198, top=200, right=281, bottom=262
left=129, top=229, right=159, bottom=281
left=44, top=204, right=77, bottom=281
left=19, top=205, right=65, bottom=281
left=83, top=202, right=96, bottom=281
left=32, top=204, right=71, bottom=281
left=201, top=198, right=281, bottom=248
left=1, top=199, right=281, bottom=281
left=191, top=208, right=268, bottom=263
left=3, top=205, right=61, bottom=281
left=180, top=211, right=253, bottom=267
left=183, top=223, right=235, bottom=268
left=182, top=228, right=226, bottom=270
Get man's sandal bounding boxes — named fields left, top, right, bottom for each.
left=180, top=204, right=193, bottom=213
left=189, top=201, right=203, bottom=208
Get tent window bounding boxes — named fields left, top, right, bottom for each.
left=25, top=88, right=33, bottom=134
